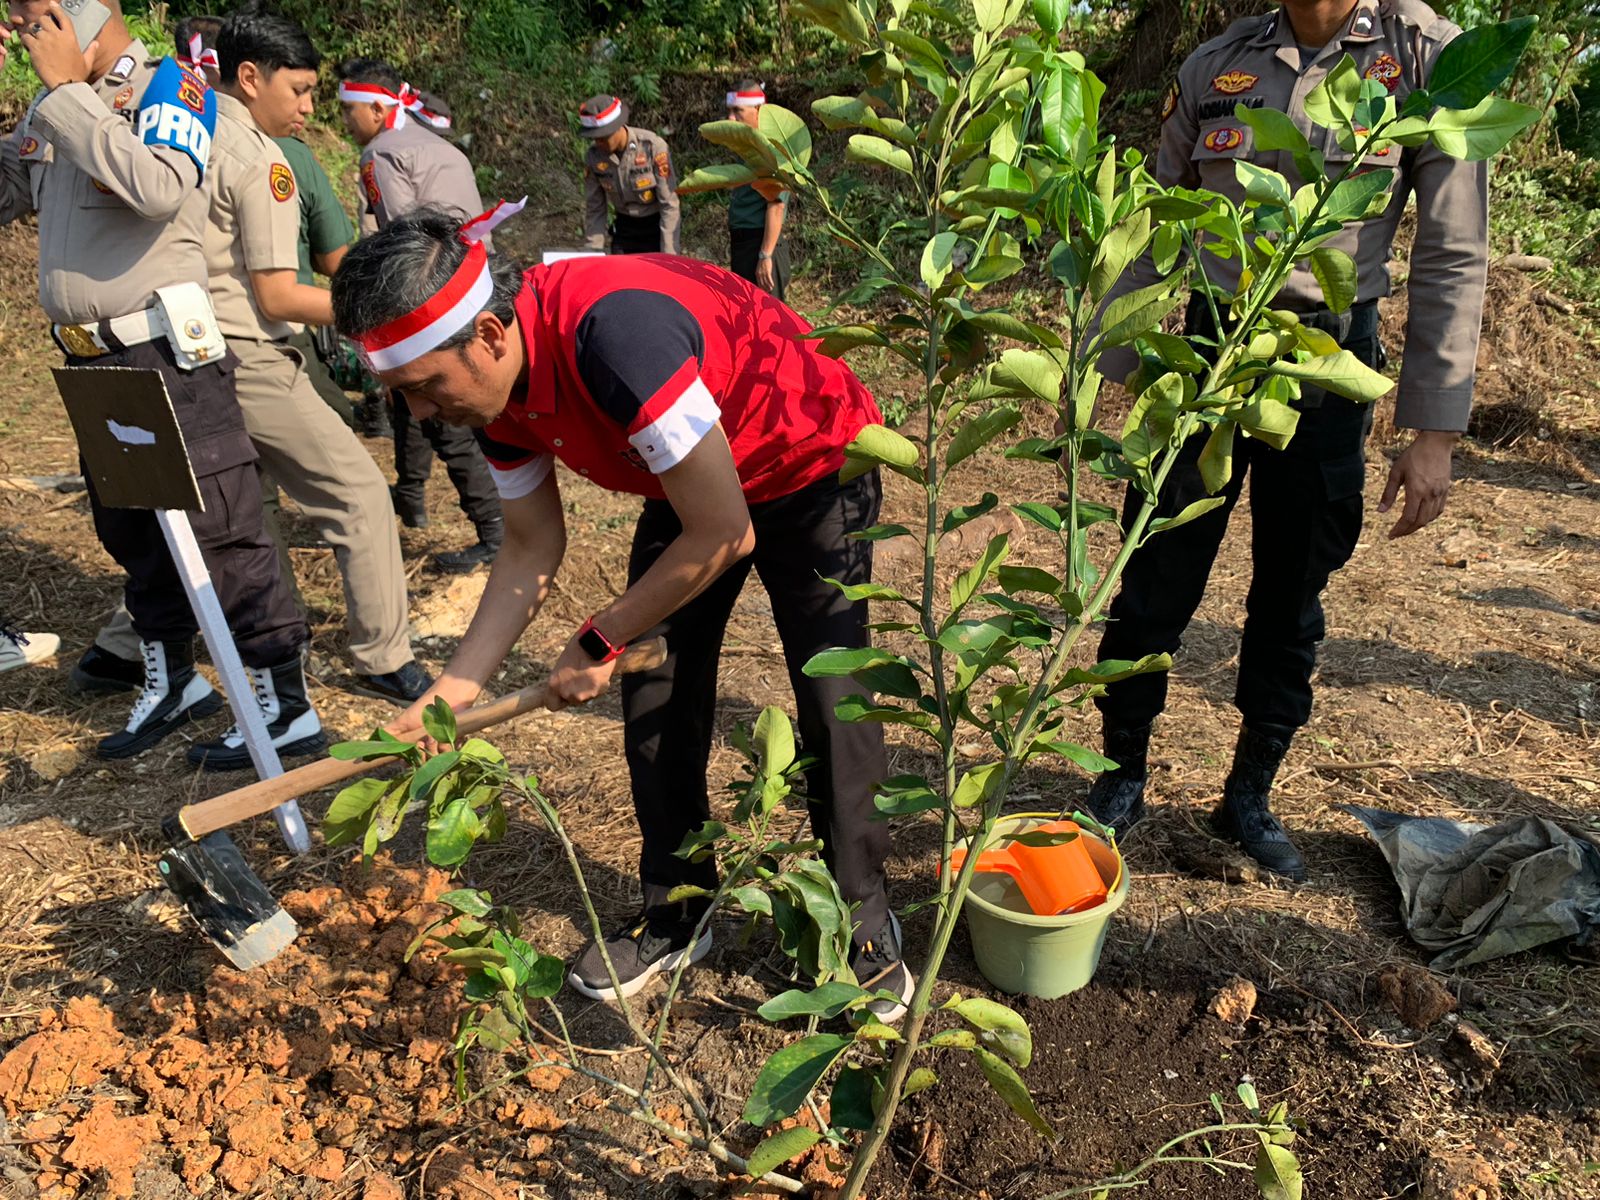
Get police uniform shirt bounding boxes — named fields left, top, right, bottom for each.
left=358, top=120, right=484, bottom=236
left=1132, top=0, right=1488, bottom=431
left=583, top=126, right=681, bottom=253
left=0, top=43, right=213, bottom=324
left=205, top=93, right=302, bottom=342
left=475, top=257, right=878, bottom=502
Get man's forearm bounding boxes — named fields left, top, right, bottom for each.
left=432, top=536, right=561, bottom=705
left=761, top=200, right=784, bottom=257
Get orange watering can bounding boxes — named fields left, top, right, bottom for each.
left=949, top=820, right=1108, bottom=916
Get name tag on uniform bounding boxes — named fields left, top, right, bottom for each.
left=136, top=57, right=217, bottom=178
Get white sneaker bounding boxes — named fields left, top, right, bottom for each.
left=0, top=629, right=61, bottom=673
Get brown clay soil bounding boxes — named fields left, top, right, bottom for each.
left=3, top=181, right=1600, bottom=1200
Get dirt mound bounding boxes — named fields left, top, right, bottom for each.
left=0, top=859, right=561, bottom=1199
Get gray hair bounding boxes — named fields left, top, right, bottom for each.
left=331, top=208, right=524, bottom=352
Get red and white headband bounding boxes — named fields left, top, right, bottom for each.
left=338, top=81, right=452, bottom=130
left=579, top=96, right=623, bottom=128
left=177, top=35, right=219, bottom=71
left=726, top=85, right=766, bottom=107
left=355, top=199, right=526, bottom=372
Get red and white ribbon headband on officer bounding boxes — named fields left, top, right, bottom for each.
left=178, top=35, right=219, bottom=71
left=337, top=81, right=452, bottom=130
left=355, top=198, right=526, bottom=372
left=579, top=96, right=623, bottom=128
left=726, top=85, right=766, bottom=107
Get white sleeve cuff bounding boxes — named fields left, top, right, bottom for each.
left=628, top=376, right=721, bottom=474
left=487, top=453, right=554, bottom=500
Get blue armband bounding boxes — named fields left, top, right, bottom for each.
left=134, top=57, right=215, bottom=179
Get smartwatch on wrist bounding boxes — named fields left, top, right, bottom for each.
left=577, top=617, right=626, bottom=663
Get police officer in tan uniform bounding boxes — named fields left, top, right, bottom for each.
left=579, top=94, right=681, bottom=255
left=0, top=0, right=312, bottom=760
left=1085, top=0, right=1488, bottom=880
left=338, top=57, right=504, bottom=571
left=196, top=14, right=429, bottom=763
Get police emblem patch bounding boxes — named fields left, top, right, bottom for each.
left=643, top=189, right=654, bottom=202
left=1365, top=53, right=1402, bottom=91
left=270, top=162, right=296, bottom=203
left=1160, top=81, right=1179, bottom=123
left=655, top=150, right=671, bottom=179
left=1203, top=127, right=1244, bottom=152
left=361, top=160, right=381, bottom=207
left=1211, top=70, right=1258, bottom=95
left=18, top=136, right=39, bottom=158
left=177, top=71, right=207, bottom=114
left=113, top=86, right=134, bottom=110
left=185, top=319, right=207, bottom=339
left=594, top=161, right=609, bottom=173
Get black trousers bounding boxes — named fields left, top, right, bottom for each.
left=611, top=213, right=662, bottom=255
left=1096, top=298, right=1379, bottom=733
left=75, top=342, right=306, bottom=668
left=730, top=227, right=791, bottom=303
left=621, top=470, right=892, bottom=942
left=391, top=397, right=502, bottom=529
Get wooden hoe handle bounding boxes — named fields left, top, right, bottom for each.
left=176, top=637, right=667, bottom=841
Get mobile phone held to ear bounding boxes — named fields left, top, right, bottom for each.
left=60, top=0, right=113, bottom=52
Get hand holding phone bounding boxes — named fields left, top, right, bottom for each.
left=16, top=0, right=105, bottom=88
left=60, top=0, right=112, bottom=52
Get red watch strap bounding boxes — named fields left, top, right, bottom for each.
left=578, top=617, right=626, bottom=663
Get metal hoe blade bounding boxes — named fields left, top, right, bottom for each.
left=158, top=830, right=298, bottom=970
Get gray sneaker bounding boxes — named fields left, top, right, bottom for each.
left=567, top=909, right=713, bottom=1001
left=851, top=913, right=914, bottom=1024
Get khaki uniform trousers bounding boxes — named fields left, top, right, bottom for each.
left=228, top=336, right=411, bottom=674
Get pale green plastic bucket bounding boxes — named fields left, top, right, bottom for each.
left=957, top=812, right=1128, bottom=1000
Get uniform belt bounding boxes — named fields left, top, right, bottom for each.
left=52, top=309, right=165, bottom=359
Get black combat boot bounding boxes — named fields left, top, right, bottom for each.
left=358, top=394, right=393, bottom=439
left=97, top=640, right=224, bottom=759
left=70, top=644, right=144, bottom=694
left=188, top=656, right=325, bottom=771
left=390, top=484, right=430, bottom=529
left=433, top=516, right=504, bottom=572
left=1084, top=722, right=1152, bottom=831
left=1212, top=724, right=1306, bottom=881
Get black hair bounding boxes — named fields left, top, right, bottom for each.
left=734, top=78, right=762, bottom=94
left=174, top=13, right=222, bottom=51
left=339, top=56, right=404, bottom=94
left=215, top=12, right=320, bottom=85
left=331, top=208, right=524, bottom=353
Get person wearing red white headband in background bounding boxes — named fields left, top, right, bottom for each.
left=331, top=206, right=912, bottom=1019
left=578, top=93, right=681, bottom=255
left=724, top=81, right=790, bottom=301
left=339, top=57, right=506, bottom=573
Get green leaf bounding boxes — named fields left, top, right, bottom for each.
left=791, top=0, right=871, bottom=44
left=1254, top=1142, right=1304, bottom=1200
left=804, top=647, right=902, bottom=678
left=951, top=761, right=1005, bottom=809
left=1236, top=105, right=1310, bottom=153
left=944, top=492, right=999, bottom=533
left=841, top=423, right=921, bottom=483
left=746, top=1126, right=821, bottom=1180
left=1235, top=397, right=1302, bottom=450
left=874, top=779, right=943, bottom=816
left=1088, top=210, right=1152, bottom=301
left=1303, top=54, right=1360, bottom=131
left=947, top=405, right=1023, bottom=468
left=325, top=776, right=389, bottom=825
left=700, top=119, right=779, bottom=172
left=929, top=1028, right=978, bottom=1049
left=971, top=0, right=1008, bottom=33
left=822, top=577, right=915, bottom=606
left=973, top=1047, right=1054, bottom=1137
left=328, top=728, right=413, bottom=761
left=457, top=737, right=504, bottom=765
left=812, top=94, right=891, bottom=136
left=677, top=162, right=758, bottom=194
left=949, top=532, right=1011, bottom=618
left=921, top=231, right=961, bottom=290
left=1199, top=420, right=1235, bottom=494
left=758, top=981, right=869, bottom=1022
left=1307, top=247, right=1357, bottom=314
left=986, top=349, right=1065, bottom=405
left=1010, top=502, right=1063, bottom=532
left=1425, top=16, right=1538, bottom=112
left=1033, top=739, right=1117, bottom=774
left=829, top=1064, right=879, bottom=1131
left=758, top=104, right=813, bottom=169
left=1269, top=349, right=1394, bottom=402
left=1148, top=496, right=1227, bottom=534
left=847, top=134, right=915, bottom=176
left=422, top=697, right=457, bottom=746
left=1031, top=0, right=1068, bottom=34
left=409, top=749, right=462, bottom=802
left=754, top=707, right=796, bottom=776
left=997, top=565, right=1062, bottom=597
left=852, top=522, right=913, bottom=542
left=954, top=997, right=1033, bottom=1067
left=903, top=1067, right=938, bottom=1099
left=437, top=888, right=493, bottom=917
left=1427, top=96, right=1541, bottom=161
left=743, top=1033, right=856, bottom=1127
left=1098, top=282, right=1180, bottom=348
left=807, top=324, right=892, bottom=358
left=426, top=797, right=481, bottom=868
left=1322, top=168, right=1394, bottom=223
left=1236, top=161, right=1292, bottom=208
left=1059, top=653, right=1171, bottom=686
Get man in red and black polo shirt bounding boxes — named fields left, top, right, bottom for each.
left=330, top=207, right=909, bottom=1017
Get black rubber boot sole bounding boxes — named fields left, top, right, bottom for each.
left=96, top=691, right=225, bottom=760
left=190, top=730, right=328, bottom=773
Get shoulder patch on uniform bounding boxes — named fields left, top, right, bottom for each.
left=1211, top=70, right=1258, bottom=95
left=360, top=159, right=381, bottom=208
left=1203, top=127, right=1244, bottom=152
left=270, top=161, right=296, bottom=202
left=654, top=149, right=671, bottom=178
left=18, top=135, right=41, bottom=158
left=1364, top=53, right=1402, bottom=90
left=113, top=86, right=134, bottom=110
left=594, top=160, right=609, bottom=173
left=109, top=53, right=136, bottom=82
left=1160, top=81, right=1180, bottom=122
left=136, top=57, right=216, bottom=178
